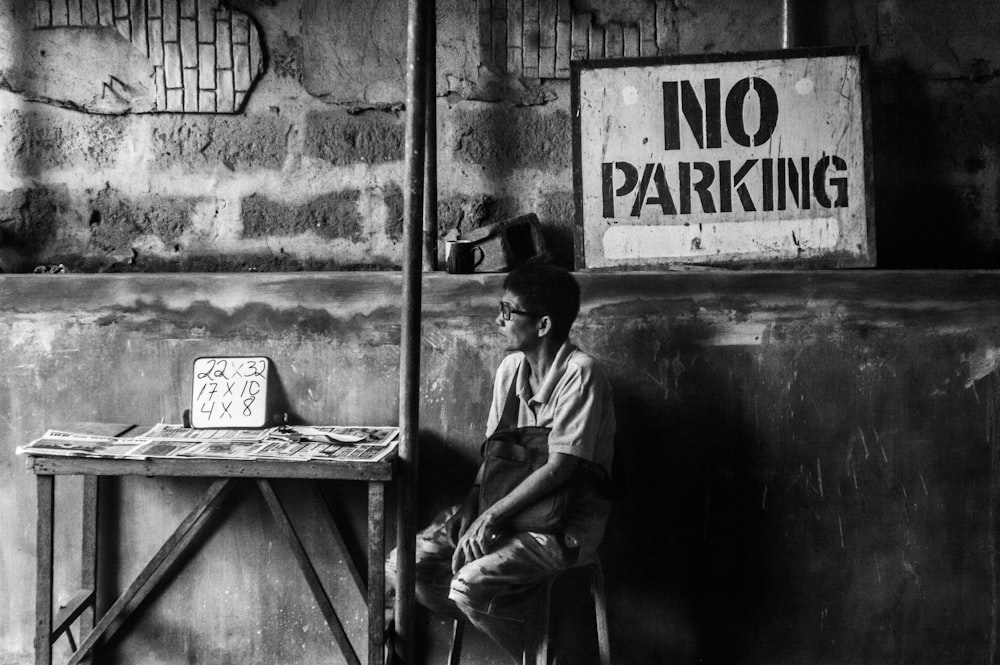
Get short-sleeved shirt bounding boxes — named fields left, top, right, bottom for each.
left=485, top=341, right=616, bottom=558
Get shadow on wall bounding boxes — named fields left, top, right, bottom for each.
left=605, top=375, right=790, bottom=664
left=591, top=318, right=831, bottom=665
left=871, top=60, right=943, bottom=268
left=591, top=314, right=991, bottom=665
left=416, top=430, right=480, bottom=524
left=872, top=58, right=1000, bottom=268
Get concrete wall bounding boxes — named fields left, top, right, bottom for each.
left=2, top=271, right=1000, bottom=665
left=0, top=0, right=1000, bottom=271
left=2, top=1, right=1000, bottom=664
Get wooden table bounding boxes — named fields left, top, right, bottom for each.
left=26, top=424, right=396, bottom=665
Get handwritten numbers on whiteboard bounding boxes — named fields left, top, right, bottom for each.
left=191, top=357, right=270, bottom=428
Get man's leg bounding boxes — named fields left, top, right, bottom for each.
left=448, top=532, right=572, bottom=663
left=386, top=505, right=464, bottom=619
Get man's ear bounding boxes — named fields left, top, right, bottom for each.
left=537, top=315, right=553, bottom=338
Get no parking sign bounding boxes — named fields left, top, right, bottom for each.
left=572, top=47, right=875, bottom=268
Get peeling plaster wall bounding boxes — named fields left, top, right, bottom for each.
left=0, top=0, right=998, bottom=270
left=2, top=272, right=1000, bottom=665
left=0, top=1, right=999, bottom=663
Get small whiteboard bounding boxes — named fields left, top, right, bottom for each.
left=191, top=357, right=270, bottom=428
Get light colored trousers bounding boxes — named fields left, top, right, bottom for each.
left=387, top=504, right=575, bottom=663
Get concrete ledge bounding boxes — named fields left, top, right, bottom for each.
left=2, top=269, right=999, bottom=329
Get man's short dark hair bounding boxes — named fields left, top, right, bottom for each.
left=503, top=260, right=580, bottom=343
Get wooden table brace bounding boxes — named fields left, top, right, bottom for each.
left=257, top=479, right=361, bottom=665
left=65, top=477, right=235, bottom=665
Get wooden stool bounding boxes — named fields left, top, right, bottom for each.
left=447, top=557, right=611, bottom=665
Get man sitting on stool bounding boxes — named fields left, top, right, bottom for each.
left=389, top=260, right=616, bottom=663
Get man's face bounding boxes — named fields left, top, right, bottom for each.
left=496, top=290, right=542, bottom=353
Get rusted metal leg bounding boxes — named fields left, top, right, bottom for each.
left=35, top=474, right=54, bottom=665
left=447, top=619, right=464, bottom=665
left=590, top=561, right=611, bottom=665
left=368, top=482, right=386, bottom=665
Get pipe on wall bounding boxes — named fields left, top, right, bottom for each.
left=423, top=5, right=438, bottom=272
left=397, top=0, right=430, bottom=662
left=781, top=0, right=798, bottom=48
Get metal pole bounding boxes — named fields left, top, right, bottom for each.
left=781, top=0, right=798, bottom=48
left=396, top=0, right=428, bottom=662
left=423, top=4, right=438, bottom=272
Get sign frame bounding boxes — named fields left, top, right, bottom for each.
left=571, top=45, right=876, bottom=270
left=190, top=356, right=272, bottom=429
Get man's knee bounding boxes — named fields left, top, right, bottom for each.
left=448, top=565, right=491, bottom=616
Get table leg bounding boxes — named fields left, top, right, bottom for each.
left=35, top=474, right=54, bottom=665
left=368, top=482, right=386, bottom=665
left=81, top=476, right=98, bottom=649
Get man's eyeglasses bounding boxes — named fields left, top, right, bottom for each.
left=498, top=300, right=540, bottom=321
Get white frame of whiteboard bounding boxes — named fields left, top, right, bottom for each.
left=191, top=356, right=271, bottom=429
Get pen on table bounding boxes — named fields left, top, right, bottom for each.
left=299, top=435, right=360, bottom=446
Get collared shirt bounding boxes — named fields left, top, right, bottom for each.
left=486, top=341, right=616, bottom=478
left=485, top=341, right=617, bottom=559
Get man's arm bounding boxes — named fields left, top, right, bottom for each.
left=452, top=452, right=580, bottom=571
left=445, top=465, right=484, bottom=545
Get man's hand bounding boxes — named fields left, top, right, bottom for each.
left=451, top=453, right=580, bottom=572
left=452, top=512, right=501, bottom=573
left=445, top=487, right=480, bottom=546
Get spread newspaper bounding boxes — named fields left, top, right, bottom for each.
left=17, top=424, right=399, bottom=464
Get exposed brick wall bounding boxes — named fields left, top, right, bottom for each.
left=478, top=0, right=676, bottom=78
left=33, top=0, right=263, bottom=112
left=242, top=191, right=364, bottom=241
left=303, top=111, right=406, bottom=166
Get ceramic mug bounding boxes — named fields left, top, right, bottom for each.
left=445, top=240, right=485, bottom=274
